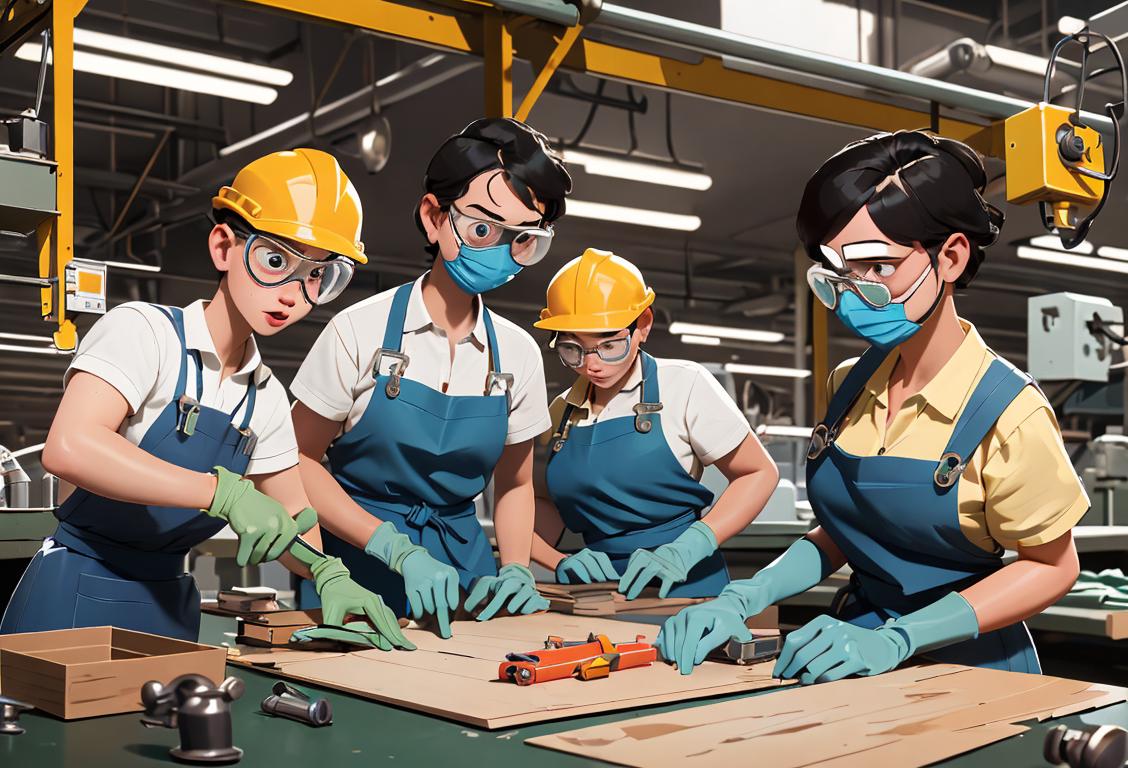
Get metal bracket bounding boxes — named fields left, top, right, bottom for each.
left=177, top=395, right=200, bottom=437
left=633, top=402, right=662, bottom=433
left=487, top=371, right=515, bottom=411
left=807, top=423, right=835, bottom=461
left=934, top=452, right=966, bottom=489
left=236, top=427, right=258, bottom=457
left=372, top=349, right=410, bottom=399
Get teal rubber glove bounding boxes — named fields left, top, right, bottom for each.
left=655, top=591, right=752, bottom=674
left=310, top=555, right=415, bottom=651
left=365, top=521, right=460, bottom=639
left=205, top=467, right=313, bottom=567
left=618, top=521, right=717, bottom=600
left=773, top=591, right=979, bottom=685
left=556, top=548, right=620, bottom=584
left=655, top=537, right=834, bottom=675
left=291, top=620, right=412, bottom=651
left=464, top=563, right=549, bottom=621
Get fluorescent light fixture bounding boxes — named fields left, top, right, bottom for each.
left=1016, top=245, right=1128, bottom=275
left=755, top=425, right=814, bottom=438
left=10, top=442, right=46, bottom=459
left=669, top=321, right=784, bottom=343
left=0, top=343, right=69, bottom=356
left=103, top=260, right=161, bottom=273
left=0, top=332, right=53, bottom=343
left=1029, top=234, right=1094, bottom=255
left=17, top=42, right=278, bottom=105
left=680, top=334, right=721, bottom=346
left=723, top=363, right=811, bottom=379
left=72, top=30, right=292, bottom=86
left=1097, top=245, right=1128, bottom=262
left=566, top=200, right=701, bottom=232
left=563, top=149, right=712, bottom=191
left=982, top=44, right=1053, bottom=76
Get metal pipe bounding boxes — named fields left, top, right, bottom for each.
left=593, top=4, right=1117, bottom=136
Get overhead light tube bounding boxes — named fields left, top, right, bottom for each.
left=563, top=149, right=712, bottom=191
left=566, top=200, right=701, bottom=232
left=723, top=363, right=812, bottom=379
left=670, top=322, right=784, bottom=343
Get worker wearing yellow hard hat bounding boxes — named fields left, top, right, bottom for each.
left=530, top=248, right=781, bottom=600
left=2, top=149, right=414, bottom=653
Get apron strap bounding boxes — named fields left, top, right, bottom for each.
left=934, top=358, right=1030, bottom=490
left=152, top=305, right=190, bottom=401
left=807, top=346, right=890, bottom=460
left=480, top=307, right=514, bottom=407
left=382, top=283, right=413, bottom=352
left=634, top=352, right=662, bottom=434
left=188, top=349, right=205, bottom=401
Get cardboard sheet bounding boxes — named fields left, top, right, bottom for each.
left=228, top=613, right=785, bottom=729
left=526, top=664, right=1128, bottom=768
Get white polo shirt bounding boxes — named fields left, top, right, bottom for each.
left=65, top=300, right=299, bottom=476
left=545, top=356, right=751, bottom=478
left=291, top=275, right=550, bottom=444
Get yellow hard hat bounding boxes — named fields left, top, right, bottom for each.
left=212, top=148, right=366, bottom=264
left=535, top=248, right=655, bottom=332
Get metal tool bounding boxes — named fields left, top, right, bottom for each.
left=260, top=681, right=333, bottom=727
left=1045, top=724, right=1128, bottom=768
left=0, top=696, right=33, bottom=736
left=499, top=633, right=656, bottom=685
left=140, top=674, right=244, bottom=765
left=707, top=634, right=783, bottom=665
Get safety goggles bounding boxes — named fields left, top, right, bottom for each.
left=806, top=259, right=933, bottom=311
left=555, top=331, right=632, bottom=368
left=449, top=204, right=554, bottom=266
left=241, top=232, right=355, bottom=306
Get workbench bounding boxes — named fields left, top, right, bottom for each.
left=4, top=613, right=1127, bottom=767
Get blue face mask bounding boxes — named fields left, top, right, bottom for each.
left=441, top=241, right=522, bottom=295
left=834, top=291, right=922, bottom=350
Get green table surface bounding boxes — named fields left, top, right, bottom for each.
left=4, top=613, right=1128, bottom=767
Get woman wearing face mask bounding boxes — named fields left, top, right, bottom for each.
left=530, top=249, right=780, bottom=600
left=658, top=131, right=1087, bottom=681
left=290, top=119, right=572, bottom=637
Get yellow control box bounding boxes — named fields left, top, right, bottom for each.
left=1005, top=102, right=1105, bottom=206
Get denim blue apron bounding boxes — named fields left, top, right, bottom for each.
left=0, top=306, right=257, bottom=641
left=310, top=282, right=506, bottom=616
left=806, top=346, right=1041, bottom=673
left=545, top=352, right=727, bottom=598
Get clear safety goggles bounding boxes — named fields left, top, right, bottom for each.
left=806, top=262, right=932, bottom=311
left=554, top=331, right=632, bottom=368
left=449, top=204, right=554, bottom=266
left=242, top=232, right=355, bottom=306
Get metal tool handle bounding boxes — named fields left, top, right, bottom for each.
left=260, top=684, right=332, bottom=727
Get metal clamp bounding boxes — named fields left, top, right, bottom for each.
left=372, top=349, right=410, bottom=399
left=807, top=423, right=835, bottom=461
left=933, top=452, right=966, bottom=489
left=633, top=402, right=662, bottom=433
left=177, top=395, right=201, bottom=437
left=551, top=419, right=573, bottom=453
left=487, top=371, right=515, bottom=411
left=236, top=427, right=258, bottom=457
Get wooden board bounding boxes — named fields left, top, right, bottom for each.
left=228, top=613, right=785, bottom=730
left=526, top=663, right=1128, bottom=768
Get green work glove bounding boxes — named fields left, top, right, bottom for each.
left=556, top=548, right=620, bottom=584
left=310, top=555, right=415, bottom=651
left=773, top=592, right=979, bottom=685
left=365, top=521, right=460, bottom=639
left=291, top=620, right=411, bottom=652
left=205, top=467, right=314, bottom=567
left=655, top=537, right=834, bottom=675
left=464, top=563, right=549, bottom=621
left=618, top=521, right=718, bottom=600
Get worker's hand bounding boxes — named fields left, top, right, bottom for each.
left=364, top=521, right=460, bottom=639
left=309, top=556, right=415, bottom=651
left=655, top=591, right=755, bottom=675
left=205, top=466, right=306, bottom=567
left=773, top=615, right=905, bottom=685
left=618, top=521, right=718, bottom=600
left=291, top=620, right=415, bottom=652
left=556, top=548, right=620, bottom=584
left=464, top=563, right=549, bottom=621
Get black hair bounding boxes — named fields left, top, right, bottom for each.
left=414, top=118, right=573, bottom=256
left=795, top=130, right=1004, bottom=288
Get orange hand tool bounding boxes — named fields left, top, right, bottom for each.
left=498, top=633, right=657, bottom=686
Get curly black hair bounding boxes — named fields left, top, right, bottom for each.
left=414, top=118, right=573, bottom=256
left=796, top=130, right=1003, bottom=288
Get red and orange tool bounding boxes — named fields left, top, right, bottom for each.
left=498, top=633, right=657, bottom=685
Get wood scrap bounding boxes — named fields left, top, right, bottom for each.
left=537, top=581, right=708, bottom=615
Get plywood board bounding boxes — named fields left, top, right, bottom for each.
left=526, top=664, right=1128, bottom=768
left=229, top=613, right=785, bottom=729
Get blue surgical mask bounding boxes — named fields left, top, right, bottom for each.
left=441, top=215, right=524, bottom=295
left=833, top=262, right=942, bottom=350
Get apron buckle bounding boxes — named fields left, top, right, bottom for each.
left=373, top=349, right=410, bottom=399
left=237, top=427, right=258, bottom=457
left=551, top=421, right=573, bottom=453
left=633, top=402, right=662, bottom=433
left=177, top=395, right=201, bottom=437
left=807, top=423, right=835, bottom=460
left=934, top=452, right=966, bottom=488
left=487, top=372, right=515, bottom=411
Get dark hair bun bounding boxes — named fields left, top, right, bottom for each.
left=797, top=130, right=1002, bottom=288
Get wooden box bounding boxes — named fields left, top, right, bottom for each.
left=0, top=626, right=226, bottom=719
